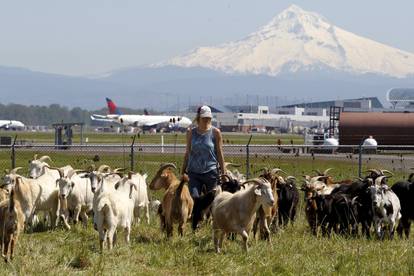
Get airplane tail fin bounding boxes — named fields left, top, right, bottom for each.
left=106, top=98, right=122, bottom=115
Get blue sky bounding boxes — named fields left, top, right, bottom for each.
left=0, top=0, right=413, bottom=76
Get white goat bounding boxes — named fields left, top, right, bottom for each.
left=369, top=176, right=402, bottom=239
left=115, top=172, right=150, bottom=225
left=93, top=173, right=135, bottom=251
left=212, top=178, right=275, bottom=253
left=11, top=168, right=61, bottom=228
left=56, top=168, right=93, bottom=229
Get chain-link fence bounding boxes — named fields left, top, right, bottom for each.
left=2, top=141, right=414, bottom=183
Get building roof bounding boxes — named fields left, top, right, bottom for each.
left=387, top=88, right=414, bottom=102
left=281, top=97, right=383, bottom=109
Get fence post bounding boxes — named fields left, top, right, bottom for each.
left=11, top=135, right=17, bottom=169
left=173, top=134, right=178, bottom=164
left=358, top=141, right=363, bottom=178
left=246, top=134, right=253, bottom=179
left=130, top=134, right=137, bottom=171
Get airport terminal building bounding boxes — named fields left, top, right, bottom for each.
left=186, top=97, right=383, bottom=133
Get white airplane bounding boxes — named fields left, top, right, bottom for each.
left=0, top=120, right=25, bottom=130
left=90, top=98, right=192, bottom=129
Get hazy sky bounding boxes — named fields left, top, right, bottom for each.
left=1, top=0, right=413, bottom=76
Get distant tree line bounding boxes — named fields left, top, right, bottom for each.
left=0, top=103, right=155, bottom=126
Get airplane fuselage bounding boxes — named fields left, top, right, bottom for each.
left=0, top=120, right=25, bottom=130
left=91, top=114, right=192, bottom=128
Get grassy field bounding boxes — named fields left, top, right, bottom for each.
left=2, top=206, right=414, bottom=275
left=1, top=151, right=414, bottom=274
left=0, top=130, right=304, bottom=145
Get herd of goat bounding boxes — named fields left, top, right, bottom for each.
left=1, top=155, right=414, bottom=261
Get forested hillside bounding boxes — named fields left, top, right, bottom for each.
left=0, top=103, right=154, bottom=126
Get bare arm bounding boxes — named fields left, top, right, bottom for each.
left=214, top=128, right=225, bottom=175
left=182, top=128, right=192, bottom=174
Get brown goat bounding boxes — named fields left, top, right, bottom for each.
left=0, top=189, right=9, bottom=202
left=0, top=189, right=25, bottom=262
left=149, top=163, right=194, bottom=237
left=253, top=168, right=284, bottom=240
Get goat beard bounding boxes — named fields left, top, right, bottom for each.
left=60, top=197, right=68, bottom=211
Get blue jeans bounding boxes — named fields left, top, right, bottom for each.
left=188, top=170, right=218, bottom=199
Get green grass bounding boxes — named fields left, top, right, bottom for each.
left=1, top=130, right=304, bottom=145
left=1, top=202, right=414, bottom=275
left=1, top=147, right=413, bottom=274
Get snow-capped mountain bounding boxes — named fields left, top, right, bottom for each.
left=161, top=5, right=414, bottom=78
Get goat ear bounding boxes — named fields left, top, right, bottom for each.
left=129, top=184, right=137, bottom=199
left=254, top=188, right=262, bottom=196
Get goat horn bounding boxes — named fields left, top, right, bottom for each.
left=38, top=155, right=52, bottom=163
left=313, top=169, right=323, bottom=176
left=10, top=167, right=23, bottom=174
left=242, top=178, right=266, bottom=186
left=271, top=168, right=287, bottom=175
left=375, top=176, right=387, bottom=186
left=97, top=165, right=111, bottom=173
left=158, top=163, right=177, bottom=171
left=33, top=154, right=38, bottom=160
left=45, top=165, right=64, bottom=178
left=365, top=169, right=381, bottom=176
left=66, top=169, right=76, bottom=179
left=224, top=162, right=241, bottom=168
left=314, top=176, right=328, bottom=181
left=323, top=168, right=333, bottom=176
left=286, top=176, right=296, bottom=181
left=113, top=168, right=127, bottom=173
left=380, top=170, right=393, bottom=176
left=220, top=174, right=232, bottom=182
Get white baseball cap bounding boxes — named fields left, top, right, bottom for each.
left=199, top=105, right=212, bottom=118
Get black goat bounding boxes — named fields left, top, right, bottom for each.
left=391, top=173, right=414, bottom=238
left=278, top=176, right=299, bottom=227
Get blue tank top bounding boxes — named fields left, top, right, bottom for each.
left=187, top=127, right=218, bottom=174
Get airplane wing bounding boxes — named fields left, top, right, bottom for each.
left=90, top=115, right=119, bottom=123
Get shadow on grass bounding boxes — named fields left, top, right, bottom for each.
left=134, top=235, right=163, bottom=244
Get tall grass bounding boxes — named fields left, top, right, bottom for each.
left=1, top=204, right=413, bottom=274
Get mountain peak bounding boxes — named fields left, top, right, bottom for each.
left=259, top=5, right=330, bottom=37
left=279, top=4, right=312, bottom=18
left=161, top=5, right=414, bottom=78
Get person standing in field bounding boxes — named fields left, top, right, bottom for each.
left=182, top=105, right=225, bottom=199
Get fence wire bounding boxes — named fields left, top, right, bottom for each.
left=1, top=144, right=414, bottom=184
